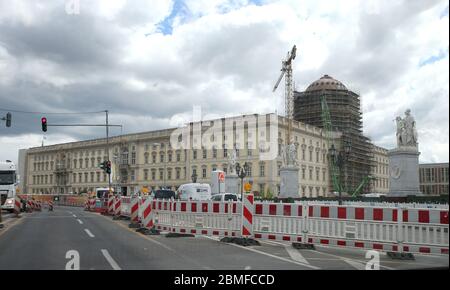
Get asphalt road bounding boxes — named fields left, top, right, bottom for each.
left=0, top=206, right=448, bottom=270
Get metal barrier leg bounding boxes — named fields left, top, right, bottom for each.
left=292, top=203, right=315, bottom=250
left=387, top=207, right=414, bottom=260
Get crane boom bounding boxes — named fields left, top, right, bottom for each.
left=273, top=70, right=285, bottom=92
left=321, top=95, right=341, bottom=193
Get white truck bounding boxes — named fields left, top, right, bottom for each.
left=0, top=160, right=18, bottom=213
left=177, top=183, right=212, bottom=201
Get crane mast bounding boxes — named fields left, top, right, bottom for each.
left=273, top=45, right=296, bottom=144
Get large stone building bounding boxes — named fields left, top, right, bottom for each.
left=294, top=75, right=374, bottom=194
left=419, top=163, right=449, bottom=195
left=371, top=145, right=390, bottom=193
left=21, top=114, right=337, bottom=197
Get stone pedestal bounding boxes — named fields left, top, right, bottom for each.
left=388, top=146, right=422, bottom=196
left=279, top=167, right=300, bottom=198
left=225, top=175, right=240, bottom=194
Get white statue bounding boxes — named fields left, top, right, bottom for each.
left=395, top=109, right=418, bottom=147
left=228, top=149, right=237, bottom=175
left=282, top=142, right=298, bottom=167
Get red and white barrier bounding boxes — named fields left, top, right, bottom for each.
left=241, top=194, right=254, bottom=238
left=14, top=196, right=21, bottom=216
left=113, top=196, right=121, bottom=217
left=108, top=195, right=114, bottom=215
left=141, top=197, right=154, bottom=229
left=130, top=196, right=140, bottom=224
left=120, top=196, right=131, bottom=217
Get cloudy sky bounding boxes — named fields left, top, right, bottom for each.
left=0, top=0, right=448, bottom=165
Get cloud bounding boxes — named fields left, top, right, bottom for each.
left=0, top=0, right=448, bottom=166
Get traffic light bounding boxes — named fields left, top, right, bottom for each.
left=6, top=112, right=11, bottom=127
left=41, top=117, right=47, bottom=132
left=99, top=161, right=107, bottom=172
left=106, top=161, right=111, bottom=174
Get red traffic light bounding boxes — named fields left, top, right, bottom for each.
left=41, top=117, right=47, bottom=132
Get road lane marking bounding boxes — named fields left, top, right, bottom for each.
left=259, top=240, right=310, bottom=264
left=72, top=214, right=77, bottom=218
left=101, top=249, right=121, bottom=270
left=84, top=229, right=95, bottom=238
left=312, top=247, right=395, bottom=270
left=77, top=219, right=83, bottom=225
left=67, top=211, right=73, bottom=214
left=202, top=236, right=320, bottom=269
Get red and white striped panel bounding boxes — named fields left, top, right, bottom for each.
left=308, top=205, right=399, bottom=222
left=27, top=200, right=33, bottom=211
left=89, top=199, right=96, bottom=211
left=130, top=197, right=140, bottom=223
left=170, top=200, right=239, bottom=214
left=141, top=198, right=154, bottom=229
left=241, top=194, right=254, bottom=238
left=254, top=203, right=304, bottom=217
left=114, top=196, right=121, bottom=216
left=108, top=196, right=114, bottom=214
left=401, top=208, right=449, bottom=225
left=14, top=196, right=21, bottom=215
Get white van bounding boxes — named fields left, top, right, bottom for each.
left=211, top=193, right=238, bottom=202
left=177, top=183, right=212, bottom=201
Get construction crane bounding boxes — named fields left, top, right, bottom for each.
left=273, top=45, right=297, bottom=144
left=351, top=175, right=375, bottom=197
left=320, top=95, right=341, bottom=193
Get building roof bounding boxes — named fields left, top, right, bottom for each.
left=305, top=74, right=348, bottom=92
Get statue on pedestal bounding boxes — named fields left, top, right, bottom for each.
left=282, top=142, right=298, bottom=167
left=395, top=109, right=418, bottom=148
left=228, top=149, right=237, bottom=175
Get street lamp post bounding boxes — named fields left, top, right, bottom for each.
left=236, top=162, right=249, bottom=195
left=191, top=171, right=197, bottom=183
left=329, top=141, right=351, bottom=205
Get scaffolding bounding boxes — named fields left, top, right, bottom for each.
left=294, top=78, right=375, bottom=194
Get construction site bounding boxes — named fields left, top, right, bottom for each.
left=293, top=75, right=374, bottom=194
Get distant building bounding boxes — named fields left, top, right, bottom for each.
left=419, top=163, right=449, bottom=195
left=20, top=113, right=333, bottom=198
left=370, top=145, right=390, bottom=193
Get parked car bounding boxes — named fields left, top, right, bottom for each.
left=211, top=193, right=238, bottom=202
left=154, top=189, right=176, bottom=199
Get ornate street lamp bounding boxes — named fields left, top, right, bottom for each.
left=236, top=162, right=249, bottom=195
left=191, top=171, right=197, bottom=183
left=329, top=140, right=351, bottom=205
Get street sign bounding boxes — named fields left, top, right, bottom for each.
left=218, top=172, right=225, bottom=182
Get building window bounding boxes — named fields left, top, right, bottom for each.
left=78, top=173, right=82, bottom=183
left=145, top=153, right=149, bottom=164
left=316, top=169, right=320, bottom=181
left=152, top=171, right=156, bottom=181
left=90, top=172, right=94, bottom=182
left=160, top=154, right=164, bottom=163
left=302, top=168, right=305, bottom=180
left=203, top=149, right=207, bottom=159
left=247, top=165, right=252, bottom=177
left=316, top=151, right=319, bottom=163
left=302, top=150, right=305, bottom=161
left=144, top=169, right=149, bottom=181
left=91, top=158, right=95, bottom=168
left=152, top=154, right=156, bottom=164
left=159, top=170, right=163, bottom=180
left=131, top=170, right=135, bottom=181
left=309, top=169, right=312, bottom=180
left=96, top=172, right=100, bottom=182
left=168, top=169, right=172, bottom=180
left=131, top=152, right=136, bottom=165
left=168, top=153, right=172, bottom=162
left=259, top=163, right=265, bottom=177
left=84, top=173, right=88, bottom=183
left=213, top=148, right=217, bottom=158
left=193, top=150, right=197, bottom=159
left=309, top=150, right=313, bottom=162
left=259, top=183, right=264, bottom=193
left=323, top=170, right=326, bottom=182
left=176, top=152, right=181, bottom=162
left=202, top=168, right=207, bottom=178
left=176, top=169, right=180, bottom=180
left=277, top=164, right=281, bottom=176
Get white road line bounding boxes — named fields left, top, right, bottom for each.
left=312, top=247, right=395, bottom=270
left=202, top=236, right=320, bottom=269
left=67, top=211, right=73, bottom=214
left=84, top=229, right=95, bottom=238
left=76, top=219, right=83, bottom=225
left=72, top=214, right=77, bottom=218
left=259, top=240, right=310, bottom=264
left=101, top=249, right=121, bottom=270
